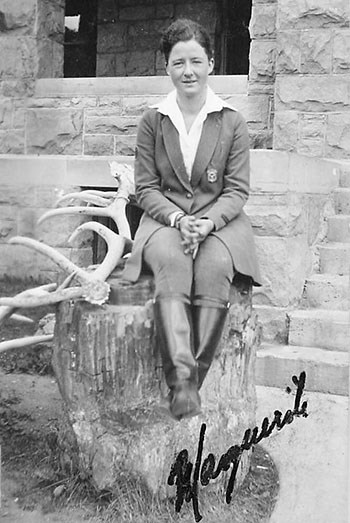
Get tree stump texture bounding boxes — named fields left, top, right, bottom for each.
left=52, top=270, right=260, bottom=498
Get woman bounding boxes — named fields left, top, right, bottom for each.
left=123, top=19, right=261, bottom=421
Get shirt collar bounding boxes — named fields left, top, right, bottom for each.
left=151, top=85, right=236, bottom=115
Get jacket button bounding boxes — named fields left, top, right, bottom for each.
left=186, top=192, right=192, bottom=199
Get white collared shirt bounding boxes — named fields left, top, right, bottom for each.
left=152, top=86, right=234, bottom=180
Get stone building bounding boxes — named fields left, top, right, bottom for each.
left=0, top=1, right=349, bottom=393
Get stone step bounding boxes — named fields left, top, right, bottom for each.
left=288, top=309, right=349, bottom=351
left=319, top=242, right=350, bottom=275
left=303, top=274, right=349, bottom=310
left=333, top=188, right=350, bottom=215
left=256, top=343, right=349, bottom=396
left=327, top=215, right=350, bottom=242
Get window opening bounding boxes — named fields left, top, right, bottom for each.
left=64, top=0, right=97, bottom=77
left=216, top=0, right=252, bottom=74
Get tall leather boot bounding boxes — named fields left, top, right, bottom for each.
left=153, top=295, right=201, bottom=420
left=193, top=296, right=230, bottom=390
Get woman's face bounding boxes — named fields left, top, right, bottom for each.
left=166, top=38, right=214, bottom=100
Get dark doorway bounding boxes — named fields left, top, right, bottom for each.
left=215, top=0, right=252, bottom=74
left=64, top=0, right=97, bottom=77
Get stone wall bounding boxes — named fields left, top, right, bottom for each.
left=97, top=0, right=218, bottom=77
left=0, top=75, right=271, bottom=155
left=273, top=0, right=350, bottom=159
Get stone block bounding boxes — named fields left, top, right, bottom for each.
left=96, top=54, right=116, bottom=77
left=13, top=104, right=26, bottom=129
left=114, top=135, right=136, bottom=156
left=95, top=96, right=123, bottom=110
left=98, top=0, right=118, bottom=23
left=0, top=36, right=37, bottom=79
left=121, top=95, right=161, bottom=115
left=34, top=186, right=78, bottom=208
left=97, top=23, right=127, bottom=53
left=326, top=112, right=350, bottom=159
left=275, top=75, right=350, bottom=111
left=334, top=187, right=350, bottom=214
left=277, top=0, right=349, bottom=30
left=250, top=4, right=277, bottom=39
left=276, top=31, right=300, bottom=74
left=333, top=30, right=350, bottom=73
left=253, top=235, right=311, bottom=307
left=84, top=134, right=114, bottom=156
left=249, top=40, right=276, bottom=82
left=249, top=130, right=273, bottom=149
left=252, top=305, right=289, bottom=344
left=299, top=113, right=327, bottom=140
left=245, top=203, right=306, bottom=237
left=85, top=113, right=138, bottom=135
left=119, top=5, right=155, bottom=21
left=36, top=0, right=65, bottom=43
left=0, top=100, right=13, bottom=129
left=114, top=52, right=127, bottom=76
left=26, top=108, right=83, bottom=154
left=37, top=38, right=64, bottom=78
left=300, top=30, right=332, bottom=74
left=273, top=111, right=299, bottom=151
left=297, top=139, right=326, bottom=158
left=0, top=0, right=36, bottom=34
left=155, top=50, right=166, bottom=74
left=125, top=51, right=156, bottom=76
left=0, top=129, right=25, bottom=154
left=0, top=245, right=93, bottom=280
left=245, top=95, right=270, bottom=128
left=0, top=186, right=36, bottom=207
left=0, top=78, right=34, bottom=98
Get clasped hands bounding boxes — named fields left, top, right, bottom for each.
left=178, top=215, right=214, bottom=256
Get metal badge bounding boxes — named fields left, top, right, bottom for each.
left=207, top=167, right=218, bottom=183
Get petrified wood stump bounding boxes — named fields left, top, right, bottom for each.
left=52, top=270, right=260, bottom=499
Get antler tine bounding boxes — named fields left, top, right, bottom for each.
left=8, top=313, right=34, bottom=324
left=8, top=237, right=90, bottom=284
left=0, top=286, right=84, bottom=309
left=0, top=283, right=58, bottom=327
left=56, top=192, right=112, bottom=208
left=0, top=334, right=54, bottom=354
left=69, top=222, right=127, bottom=281
left=38, top=204, right=132, bottom=240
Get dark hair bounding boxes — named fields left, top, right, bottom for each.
left=160, top=19, right=213, bottom=64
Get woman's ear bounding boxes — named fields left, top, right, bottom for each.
left=208, top=58, right=214, bottom=74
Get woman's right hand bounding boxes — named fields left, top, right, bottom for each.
left=179, top=215, right=200, bottom=254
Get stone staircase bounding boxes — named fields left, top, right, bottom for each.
left=255, top=164, right=350, bottom=396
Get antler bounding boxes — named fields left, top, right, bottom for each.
left=37, top=163, right=135, bottom=240
left=0, top=335, right=54, bottom=354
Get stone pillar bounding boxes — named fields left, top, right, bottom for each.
left=52, top=272, right=259, bottom=498
left=273, top=0, right=350, bottom=159
left=0, top=0, right=64, bottom=153
left=248, top=0, right=277, bottom=148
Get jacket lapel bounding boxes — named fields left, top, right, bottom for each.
left=190, top=112, right=222, bottom=188
left=161, top=116, right=192, bottom=192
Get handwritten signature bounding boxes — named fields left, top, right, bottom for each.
left=167, top=371, right=308, bottom=522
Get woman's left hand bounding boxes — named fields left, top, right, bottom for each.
left=192, top=218, right=215, bottom=243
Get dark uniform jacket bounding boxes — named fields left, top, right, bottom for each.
left=123, top=105, right=262, bottom=286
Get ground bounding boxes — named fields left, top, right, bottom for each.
left=0, top=278, right=279, bottom=523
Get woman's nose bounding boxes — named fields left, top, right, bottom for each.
left=183, top=61, right=193, bottom=76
